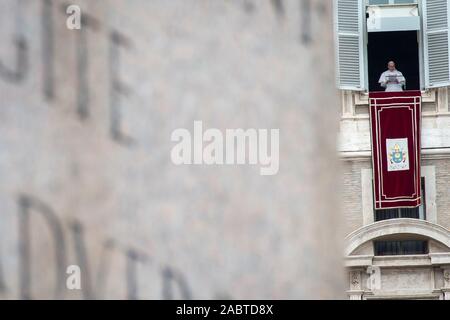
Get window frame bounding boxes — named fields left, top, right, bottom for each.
left=335, top=0, right=450, bottom=92
left=366, top=0, right=418, bottom=5
left=365, top=1, right=425, bottom=91
left=374, top=239, right=429, bottom=256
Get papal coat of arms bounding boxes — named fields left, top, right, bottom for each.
left=386, top=138, right=409, bottom=172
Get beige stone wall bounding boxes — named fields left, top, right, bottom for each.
left=340, top=160, right=371, bottom=236
left=0, top=0, right=344, bottom=299
left=424, top=160, right=450, bottom=230
left=340, top=158, right=450, bottom=235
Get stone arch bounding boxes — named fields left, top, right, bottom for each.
left=345, top=218, right=450, bottom=256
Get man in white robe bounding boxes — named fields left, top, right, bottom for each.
left=378, top=61, right=406, bottom=92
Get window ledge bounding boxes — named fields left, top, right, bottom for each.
left=341, top=112, right=450, bottom=121
left=345, top=253, right=450, bottom=268
left=341, top=89, right=443, bottom=120
left=354, top=90, right=435, bottom=106
left=372, top=254, right=431, bottom=267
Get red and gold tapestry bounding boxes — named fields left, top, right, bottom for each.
left=369, top=90, right=422, bottom=210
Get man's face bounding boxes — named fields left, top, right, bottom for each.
left=388, top=62, right=396, bottom=71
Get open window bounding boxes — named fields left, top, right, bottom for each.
left=368, top=31, right=420, bottom=91
left=334, top=0, right=450, bottom=91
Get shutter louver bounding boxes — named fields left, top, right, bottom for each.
left=335, top=0, right=365, bottom=90
left=423, top=0, right=450, bottom=88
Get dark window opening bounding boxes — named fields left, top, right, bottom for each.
left=374, top=177, right=426, bottom=222
left=376, top=207, right=419, bottom=220
left=368, top=31, right=420, bottom=92
left=374, top=240, right=428, bottom=256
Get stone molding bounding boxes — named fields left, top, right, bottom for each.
left=345, top=218, right=450, bottom=256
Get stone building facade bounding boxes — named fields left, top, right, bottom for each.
left=335, top=0, right=450, bottom=299
left=340, top=88, right=450, bottom=299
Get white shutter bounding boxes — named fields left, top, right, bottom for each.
left=422, top=0, right=450, bottom=88
left=334, top=0, right=366, bottom=91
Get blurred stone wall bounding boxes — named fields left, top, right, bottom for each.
left=0, top=0, right=344, bottom=299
